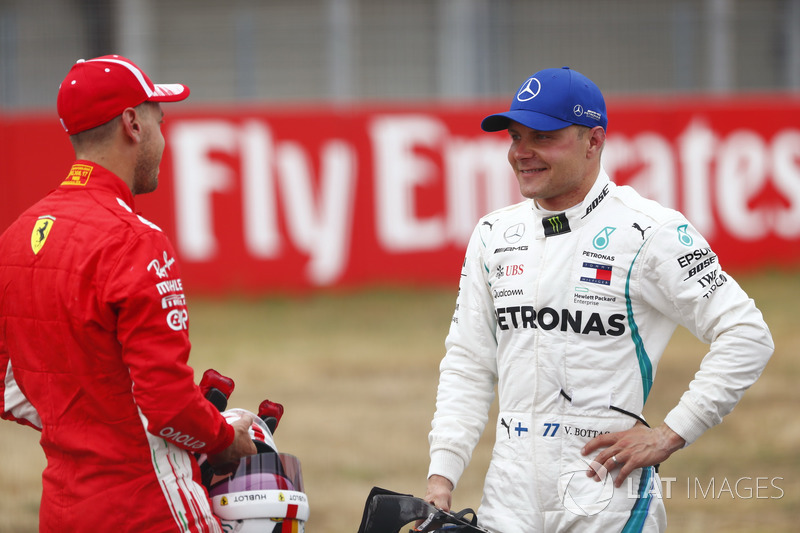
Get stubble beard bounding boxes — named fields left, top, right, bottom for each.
left=132, top=135, right=162, bottom=196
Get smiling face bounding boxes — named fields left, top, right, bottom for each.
left=506, top=121, right=605, bottom=211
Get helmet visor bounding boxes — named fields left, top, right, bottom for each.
left=209, top=453, right=304, bottom=497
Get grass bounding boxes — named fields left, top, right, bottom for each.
left=1, top=271, right=796, bottom=532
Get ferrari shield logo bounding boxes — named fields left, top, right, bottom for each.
left=31, top=216, right=56, bottom=255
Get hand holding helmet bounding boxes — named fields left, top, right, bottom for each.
left=198, top=369, right=309, bottom=532
left=207, top=410, right=258, bottom=475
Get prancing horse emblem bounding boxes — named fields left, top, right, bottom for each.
left=31, top=216, right=56, bottom=255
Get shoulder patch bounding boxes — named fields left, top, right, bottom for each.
left=61, top=164, right=93, bottom=186
left=31, top=215, right=56, bottom=254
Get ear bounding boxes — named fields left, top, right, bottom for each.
left=119, top=107, right=144, bottom=143
left=587, top=126, right=606, bottom=158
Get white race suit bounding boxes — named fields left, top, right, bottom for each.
left=427, top=170, right=774, bottom=532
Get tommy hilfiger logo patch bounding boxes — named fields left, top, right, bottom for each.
left=580, top=262, right=613, bottom=285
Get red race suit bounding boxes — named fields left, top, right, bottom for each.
left=0, top=162, right=234, bottom=532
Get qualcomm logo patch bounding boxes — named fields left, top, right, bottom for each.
left=558, top=458, right=614, bottom=516
left=517, top=77, right=541, bottom=102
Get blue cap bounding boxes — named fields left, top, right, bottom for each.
left=481, top=67, right=607, bottom=132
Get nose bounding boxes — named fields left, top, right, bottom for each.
left=510, top=138, right=535, bottom=161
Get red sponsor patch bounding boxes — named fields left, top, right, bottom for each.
left=62, top=163, right=93, bottom=186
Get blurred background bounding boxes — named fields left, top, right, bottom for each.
left=2, top=0, right=800, bottom=108
left=1, top=1, right=798, bottom=532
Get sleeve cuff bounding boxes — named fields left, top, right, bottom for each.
left=663, top=401, right=713, bottom=447
left=427, top=449, right=467, bottom=491
left=204, top=419, right=235, bottom=455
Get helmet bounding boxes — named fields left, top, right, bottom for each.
left=209, top=452, right=309, bottom=533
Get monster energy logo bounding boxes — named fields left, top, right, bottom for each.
left=542, top=213, right=571, bottom=236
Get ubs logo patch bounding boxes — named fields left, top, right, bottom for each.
left=31, top=215, right=56, bottom=255
left=497, top=264, right=525, bottom=279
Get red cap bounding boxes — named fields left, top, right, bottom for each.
left=56, top=54, right=190, bottom=135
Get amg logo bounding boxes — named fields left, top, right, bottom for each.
left=495, top=306, right=626, bottom=336
left=494, top=246, right=529, bottom=254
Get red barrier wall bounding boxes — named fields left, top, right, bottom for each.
left=2, top=96, right=799, bottom=294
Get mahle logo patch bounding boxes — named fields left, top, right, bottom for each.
left=31, top=216, right=56, bottom=255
